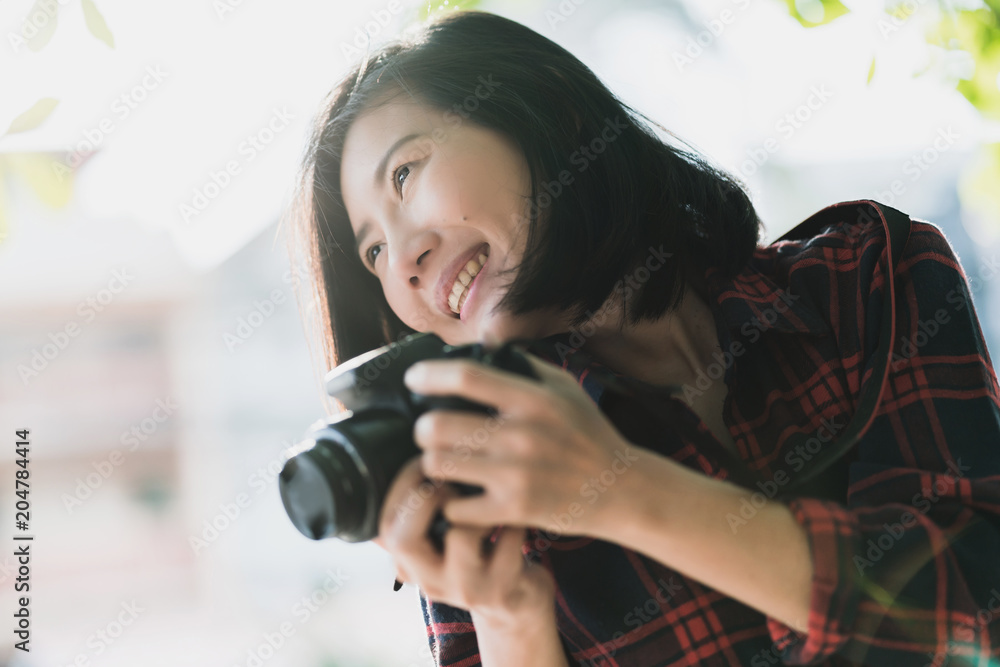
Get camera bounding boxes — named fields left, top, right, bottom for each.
left=278, top=331, right=538, bottom=549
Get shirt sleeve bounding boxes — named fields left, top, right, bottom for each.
left=418, top=589, right=482, bottom=666
left=765, top=217, right=1000, bottom=665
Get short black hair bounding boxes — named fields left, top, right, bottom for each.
left=283, top=9, right=763, bottom=370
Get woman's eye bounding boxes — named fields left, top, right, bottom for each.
left=393, top=163, right=411, bottom=194
left=365, top=244, right=384, bottom=267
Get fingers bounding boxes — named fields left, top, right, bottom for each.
left=434, top=524, right=521, bottom=606
left=443, top=524, right=495, bottom=581
left=519, top=351, right=576, bottom=386
left=378, top=457, right=449, bottom=566
left=376, top=451, right=542, bottom=610
left=485, top=526, right=556, bottom=617
left=486, top=526, right=529, bottom=585
left=414, top=409, right=505, bottom=456
left=404, top=358, right=551, bottom=420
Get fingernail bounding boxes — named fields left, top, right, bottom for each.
left=404, top=362, right=427, bottom=387
left=393, top=578, right=403, bottom=591
left=414, top=413, right=433, bottom=441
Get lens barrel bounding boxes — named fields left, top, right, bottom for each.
left=279, top=410, right=412, bottom=542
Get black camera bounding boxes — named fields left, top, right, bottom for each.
left=278, top=331, right=538, bottom=549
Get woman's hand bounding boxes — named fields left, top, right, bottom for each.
left=375, top=456, right=558, bottom=627
left=402, top=351, right=642, bottom=537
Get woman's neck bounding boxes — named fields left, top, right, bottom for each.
left=577, top=281, right=722, bottom=388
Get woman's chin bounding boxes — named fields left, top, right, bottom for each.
left=476, top=316, right=546, bottom=349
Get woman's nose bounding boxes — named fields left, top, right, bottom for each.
left=409, top=250, right=431, bottom=286
left=391, top=230, right=437, bottom=287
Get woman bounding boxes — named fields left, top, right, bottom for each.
left=285, top=10, right=1000, bottom=666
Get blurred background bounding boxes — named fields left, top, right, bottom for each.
left=1, top=0, right=998, bottom=665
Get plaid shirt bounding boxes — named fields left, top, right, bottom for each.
left=417, top=200, right=1000, bottom=666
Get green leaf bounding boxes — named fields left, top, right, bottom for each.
left=782, top=0, right=850, bottom=27
left=927, top=8, right=1000, bottom=119
left=3, top=98, right=59, bottom=136
left=956, top=51, right=1000, bottom=119
left=867, top=55, right=876, bottom=84
left=8, top=153, right=74, bottom=208
left=885, top=0, right=920, bottom=22
left=25, top=0, right=59, bottom=52
left=959, top=142, right=1000, bottom=234
left=417, top=0, right=481, bottom=24
left=81, top=0, right=115, bottom=49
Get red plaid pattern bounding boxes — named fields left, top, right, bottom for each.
left=418, top=201, right=1000, bottom=666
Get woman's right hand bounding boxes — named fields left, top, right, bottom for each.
left=374, top=456, right=558, bottom=631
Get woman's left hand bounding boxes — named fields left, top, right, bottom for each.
left=403, top=351, right=642, bottom=536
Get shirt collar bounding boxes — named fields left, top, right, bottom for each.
left=517, top=254, right=831, bottom=404
left=702, top=261, right=830, bottom=338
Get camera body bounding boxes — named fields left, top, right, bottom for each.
left=278, top=331, right=538, bottom=546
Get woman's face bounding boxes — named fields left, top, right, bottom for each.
left=340, top=94, right=569, bottom=347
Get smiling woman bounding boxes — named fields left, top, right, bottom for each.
left=284, top=9, right=760, bottom=369
left=282, top=8, right=1000, bottom=667
left=337, top=93, right=536, bottom=340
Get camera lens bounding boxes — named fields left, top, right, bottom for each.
left=279, top=411, right=414, bottom=543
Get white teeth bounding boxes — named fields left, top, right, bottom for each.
left=447, top=249, right=489, bottom=315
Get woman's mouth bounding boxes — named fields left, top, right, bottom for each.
left=448, top=246, right=489, bottom=317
